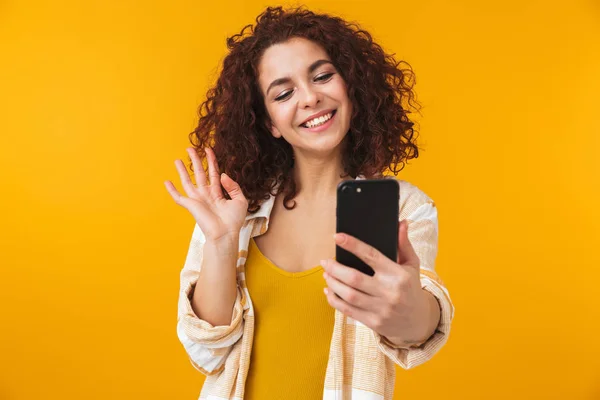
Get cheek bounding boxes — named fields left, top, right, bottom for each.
left=333, top=77, right=349, bottom=97
left=269, top=104, right=295, bottom=126
left=331, top=84, right=351, bottom=111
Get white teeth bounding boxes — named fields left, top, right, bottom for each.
left=304, top=112, right=333, bottom=128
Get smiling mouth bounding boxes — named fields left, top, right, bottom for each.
left=299, top=109, right=337, bottom=128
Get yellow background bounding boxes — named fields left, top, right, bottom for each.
left=1, top=0, right=599, bottom=398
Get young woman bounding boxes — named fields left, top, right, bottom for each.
left=165, top=6, right=455, bottom=400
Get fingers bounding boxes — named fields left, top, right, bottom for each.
left=397, top=219, right=420, bottom=267
left=186, top=147, right=207, bottom=190
left=334, top=233, right=396, bottom=274
left=205, top=147, right=222, bottom=198
left=167, top=146, right=225, bottom=204
left=220, top=172, right=246, bottom=202
left=174, top=158, right=196, bottom=197
left=322, top=258, right=379, bottom=296
left=164, top=179, right=192, bottom=209
left=323, top=269, right=376, bottom=310
left=324, top=287, right=377, bottom=327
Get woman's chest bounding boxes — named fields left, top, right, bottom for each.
left=252, top=205, right=337, bottom=274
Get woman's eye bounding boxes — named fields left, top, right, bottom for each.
left=315, top=73, right=334, bottom=81
left=274, top=74, right=334, bottom=101
left=275, top=91, right=293, bottom=101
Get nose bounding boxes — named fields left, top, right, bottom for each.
left=298, top=85, right=320, bottom=109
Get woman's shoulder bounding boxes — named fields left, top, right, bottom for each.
left=386, top=176, right=436, bottom=215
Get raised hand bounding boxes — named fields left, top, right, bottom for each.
left=164, top=147, right=249, bottom=242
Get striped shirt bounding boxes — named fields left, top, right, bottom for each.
left=177, top=175, right=455, bottom=399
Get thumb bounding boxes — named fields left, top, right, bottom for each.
left=397, top=220, right=419, bottom=267
left=220, top=173, right=244, bottom=200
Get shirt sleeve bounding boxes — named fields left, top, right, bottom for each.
left=373, top=195, right=455, bottom=369
left=176, top=222, right=245, bottom=375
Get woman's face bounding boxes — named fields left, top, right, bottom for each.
left=257, top=37, right=352, bottom=157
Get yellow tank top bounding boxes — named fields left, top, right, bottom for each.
left=243, top=237, right=335, bottom=399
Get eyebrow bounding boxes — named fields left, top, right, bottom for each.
left=265, top=59, right=334, bottom=96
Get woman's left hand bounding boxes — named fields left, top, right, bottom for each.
left=321, top=220, right=430, bottom=345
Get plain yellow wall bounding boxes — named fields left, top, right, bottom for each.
left=1, top=0, right=599, bottom=399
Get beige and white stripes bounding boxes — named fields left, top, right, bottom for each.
left=177, top=176, right=455, bottom=400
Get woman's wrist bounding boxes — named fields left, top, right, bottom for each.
left=382, top=289, right=441, bottom=349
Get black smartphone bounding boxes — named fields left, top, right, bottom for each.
left=336, top=178, right=399, bottom=276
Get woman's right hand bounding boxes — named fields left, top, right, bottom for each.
left=164, top=147, right=249, bottom=243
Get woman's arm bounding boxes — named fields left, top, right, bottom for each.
left=374, top=182, right=455, bottom=369
left=177, top=223, right=245, bottom=376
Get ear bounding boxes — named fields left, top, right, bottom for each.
left=269, top=122, right=282, bottom=139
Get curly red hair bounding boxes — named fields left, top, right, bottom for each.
left=188, top=5, right=422, bottom=213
